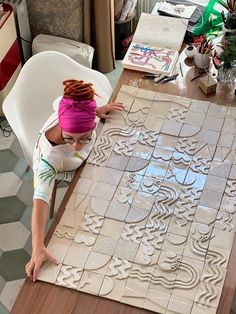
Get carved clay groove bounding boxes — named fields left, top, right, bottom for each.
left=56, top=265, right=82, bottom=289
left=80, top=214, right=104, bottom=234
left=203, top=250, right=226, bottom=286
left=106, top=257, right=132, bottom=279
left=54, top=230, right=74, bottom=239
left=113, top=139, right=137, bottom=156
left=225, top=180, right=236, bottom=197
left=129, top=257, right=199, bottom=290
left=90, top=126, right=136, bottom=165
left=215, top=211, right=234, bottom=231
left=175, top=187, right=201, bottom=225
left=91, top=135, right=113, bottom=165
left=121, top=224, right=145, bottom=243
left=190, top=157, right=211, bottom=174
left=167, top=107, right=188, bottom=122
left=138, top=128, right=159, bottom=147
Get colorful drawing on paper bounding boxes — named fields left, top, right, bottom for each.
left=127, top=43, right=177, bottom=72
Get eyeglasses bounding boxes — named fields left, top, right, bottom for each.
left=61, top=131, right=92, bottom=145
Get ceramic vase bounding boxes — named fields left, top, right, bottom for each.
left=218, top=61, right=236, bottom=83
left=184, top=45, right=197, bottom=58
left=194, top=52, right=211, bottom=69
left=222, top=24, right=236, bottom=36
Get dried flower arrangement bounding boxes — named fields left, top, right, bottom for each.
left=197, top=38, right=214, bottom=55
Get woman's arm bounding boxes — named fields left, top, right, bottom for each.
left=32, top=199, right=48, bottom=249
left=25, top=199, right=59, bottom=281
left=96, top=102, right=124, bottom=119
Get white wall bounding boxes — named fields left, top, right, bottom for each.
left=136, top=0, right=158, bottom=18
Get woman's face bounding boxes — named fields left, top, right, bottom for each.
left=61, top=129, right=93, bottom=151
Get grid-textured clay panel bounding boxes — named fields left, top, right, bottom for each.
left=38, top=85, right=236, bottom=314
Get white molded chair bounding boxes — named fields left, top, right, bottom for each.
left=3, top=51, right=113, bottom=168
left=3, top=51, right=113, bottom=217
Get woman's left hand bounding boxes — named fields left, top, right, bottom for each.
left=96, top=102, right=124, bottom=119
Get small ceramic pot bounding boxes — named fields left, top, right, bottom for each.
left=185, top=45, right=197, bottom=58
left=194, top=52, right=211, bottom=69
left=222, top=24, right=236, bottom=35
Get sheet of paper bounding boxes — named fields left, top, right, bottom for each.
left=187, top=0, right=207, bottom=6
left=158, top=1, right=196, bottom=19
left=122, top=42, right=179, bottom=75
left=133, top=13, right=187, bottom=51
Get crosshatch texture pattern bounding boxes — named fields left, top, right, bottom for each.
left=38, top=85, right=236, bottom=313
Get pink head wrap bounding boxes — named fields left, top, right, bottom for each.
left=58, top=80, right=97, bottom=133
left=58, top=97, right=97, bottom=133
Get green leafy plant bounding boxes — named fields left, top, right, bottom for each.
left=220, top=0, right=236, bottom=29
left=220, top=34, right=236, bottom=69
left=224, top=10, right=236, bottom=28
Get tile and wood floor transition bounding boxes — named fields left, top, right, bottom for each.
left=0, top=61, right=236, bottom=313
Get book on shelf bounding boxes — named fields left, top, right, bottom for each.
left=122, top=13, right=187, bottom=75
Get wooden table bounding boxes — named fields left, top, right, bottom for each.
left=12, top=52, right=236, bottom=314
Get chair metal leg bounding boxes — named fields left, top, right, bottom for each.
left=50, top=180, right=58, bottom=219
left=26, top=165, right=31, bottom=172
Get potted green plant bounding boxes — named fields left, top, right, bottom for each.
left=217, top=35, right=236, bottom=82
left=220, top=0, right=236, bottom=35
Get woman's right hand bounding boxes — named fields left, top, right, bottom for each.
left=25, top=246, right=59, bottom=282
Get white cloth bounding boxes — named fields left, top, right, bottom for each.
left=33, top=109, right=95, bottom=204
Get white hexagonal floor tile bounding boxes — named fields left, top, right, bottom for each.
left=0, top=222, right=30, bottom=251
left=0, top=172, right=22, bottom=197
left=0, top=133, right=16, bottom=150
left=0, top=279, right=24, bottom=311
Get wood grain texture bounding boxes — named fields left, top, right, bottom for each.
left=11, top=280, right=155, bottom=314
left=217, top=236, right=236, bottom=314
left=11, top=49, right=236, bottom=314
